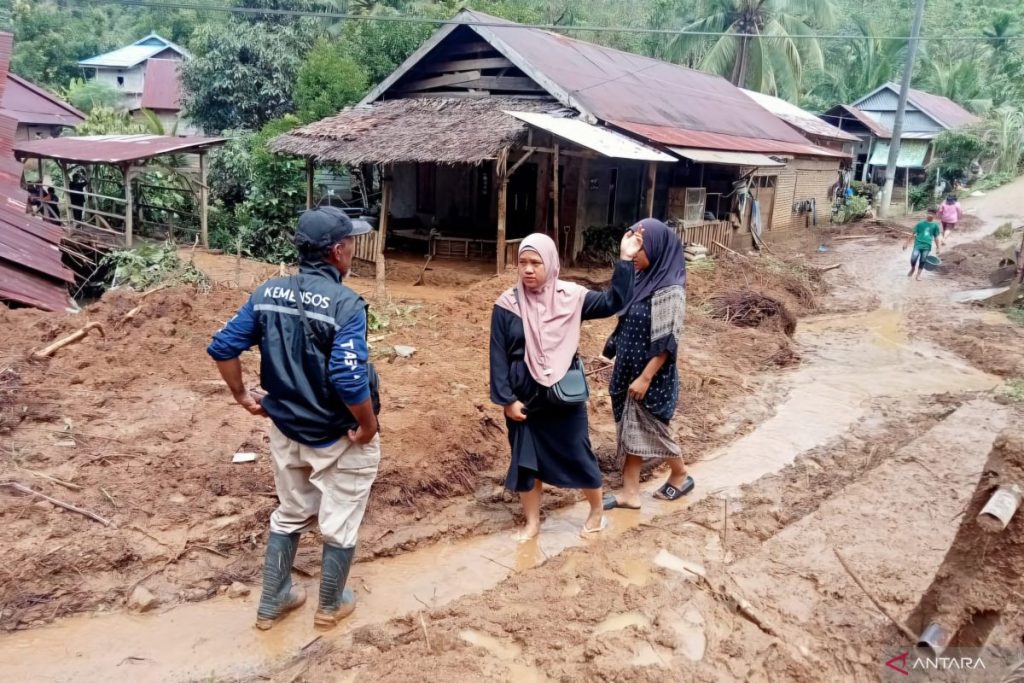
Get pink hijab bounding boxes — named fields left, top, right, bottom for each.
left=496, top=234, right=587, bottom=387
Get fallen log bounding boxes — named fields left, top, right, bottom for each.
left=31, top=322, right=105, bottom=359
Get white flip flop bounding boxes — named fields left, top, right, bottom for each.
left=581, top=516, right=608, bottom=536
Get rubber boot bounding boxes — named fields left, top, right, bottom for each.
left=255, top=531, right=306, bottom=630
left=314, top=544, right=356, bottom=629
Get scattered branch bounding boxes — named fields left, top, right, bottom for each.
left=30, top=323, right=106, bottom=359
left=0, top=482, right=113, bottom=527
left=832, top=547, right=917, bottom=642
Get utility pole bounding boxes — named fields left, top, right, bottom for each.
left=879, top=0, right=927, bottom=218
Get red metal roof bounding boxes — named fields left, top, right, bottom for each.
left=1, top=73, right=84, bottom=127
left=140, top=59, right=182, bottom=112
left=908, top=87, right=981, bottom=130
left=14, top=134, right=225, bottom=164
left=0, top=262, right=72, bottom=311
left=464, top=11, right=814, bottom=149
left=608, top=120, right=849, bottom=158
left=0, top=32, right=75, bottom=312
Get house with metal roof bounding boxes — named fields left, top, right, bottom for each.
left=274, top=10, right=847, bottom=272
left=820, top=83, right=982, bottom=185
left=78, top=34, right=192, bottom=132
left=2, top=73, right=84, bottom=142
left=741, top=89, right=857, bottom=154
left=0, top=33, right=75, bottom=312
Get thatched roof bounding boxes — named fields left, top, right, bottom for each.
left=271, top=97, right=563, bottom=165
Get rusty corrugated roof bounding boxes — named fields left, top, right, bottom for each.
left=907, top=87, right=981, bottom=130
left=140, top=59, right=182, bottom=112
left=0, top=32, right=74, bottom=312
left=822, top=104, right=891, bottom=138
left=14, top=134, right=225, bottom=164
left=1, top=73, right=84, bottom=127
left=462, top=11, right=815, bottom=152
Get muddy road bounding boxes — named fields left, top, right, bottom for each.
left=2, top=180, right=1024, bottom=682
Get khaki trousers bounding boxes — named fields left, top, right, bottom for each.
left=268, top=424, right=380, bottom=548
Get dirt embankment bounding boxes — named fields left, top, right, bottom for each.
left=0, top=253, right=823, bottom=631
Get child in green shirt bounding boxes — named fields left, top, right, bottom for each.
left=904, top=208, right=941, bottom=281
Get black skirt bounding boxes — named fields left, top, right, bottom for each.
left=504, top=374, right=602, bottom=493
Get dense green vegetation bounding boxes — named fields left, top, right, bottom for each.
left=8, top=0, right=1024, bottom=259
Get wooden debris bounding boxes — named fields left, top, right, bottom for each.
left=816, top=264, right=842, bottom=273
left=414, top=254, right=433, bottom=286
left=0, top=482, right=113, bottom=527
left=709, top=290, right=796, bottom=336
left=713, top=240, right=747, bottom=259
left=31, top=323, right=105, bottom=359
left=20, top=468, right=82, bottom=491
left=832, top=547, right=917, bottom=642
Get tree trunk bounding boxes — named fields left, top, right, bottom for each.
left=735, top=35, right=750, bottom=88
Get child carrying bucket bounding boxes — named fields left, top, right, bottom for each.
left=904, top=208, right=942, bottom=281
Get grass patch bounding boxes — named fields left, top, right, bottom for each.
left=1000, top=378, right=1024, bottom=403
left=973, top=172, right=1015, bottom=192
left=686, top=258, right=716, bottom=275
left=995, top=222, right=1014, bottom=240
left=1007, top=306, right=1024, bottom=327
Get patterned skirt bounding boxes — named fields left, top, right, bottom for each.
left=616, top=396, right=682, bottom=462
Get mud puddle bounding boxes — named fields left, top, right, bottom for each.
left=0, top=309, right=1000, bottom=683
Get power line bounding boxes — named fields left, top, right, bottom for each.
left=78, top=0, right=1024, bottom=43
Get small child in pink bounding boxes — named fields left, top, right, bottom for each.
left=937, top=194, right=963, bottom=239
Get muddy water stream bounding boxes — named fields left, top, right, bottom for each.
left=0, top=302, right=1001, bottom=681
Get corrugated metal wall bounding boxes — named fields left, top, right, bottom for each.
left=770, top=157, right=842, bottom=235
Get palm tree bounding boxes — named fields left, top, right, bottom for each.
left=665, top=0, right=837, bottom=102
left=922, top=56, right=992, bottom=114
left=810, top=17, right=905, bottom=107
left=983, top=12, right=1018, bottom=56
left=986, top=106, right=1024, bottom=174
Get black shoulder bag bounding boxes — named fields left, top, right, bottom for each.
left=510, top=288, right=589, bottom=406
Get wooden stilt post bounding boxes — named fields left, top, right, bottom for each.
left=56, top=161, right=71, bottom=229
left=572, top=156, right=590, bottom=265
left=375, top=166, right=391, bottom=300
left=905, top=167, right=911, bottom=214
left=305, top=157, right=315, bottom=210
left=496, top=148, right=509, bottom=274
left=645, top=161, right=657, bottom=217
left=123, top=165, right=133, bottom=248
left=552, top=142, right=560, bottom=253
left=199, top=152, right=209, bottom=248
left=862, top=137, right=874, bottom=182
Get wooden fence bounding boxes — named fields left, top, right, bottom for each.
left=353, top=230, right=520, bottom=272
left=670, top=221, right=733, bottom=258
left=353, top=229, right=384, bottom=263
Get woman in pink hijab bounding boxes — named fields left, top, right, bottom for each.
left=490, top=230, right=643, bottom=540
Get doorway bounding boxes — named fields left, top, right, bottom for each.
left=508, top=162, right=538, bottom=238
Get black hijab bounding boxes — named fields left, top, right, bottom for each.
left=621, top=218, right=686, bottom=313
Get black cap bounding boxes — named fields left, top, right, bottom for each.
left=293, top=207, right=372, bottom=252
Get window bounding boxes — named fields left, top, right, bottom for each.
left=416, top=163, right=436, bottom=213
left=605, top=168, right=618, bottom=225
left=117, top=74, right=125, bottom=87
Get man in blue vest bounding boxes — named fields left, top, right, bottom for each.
left=208, top=207, right=380, bottom=630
